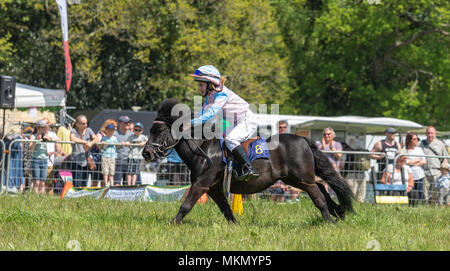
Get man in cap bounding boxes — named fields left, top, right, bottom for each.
left=113, top=115, right=134, bottom=185
left=369, top=127, right=402, bottom=180
left=124, top=122, right=148, bottom=186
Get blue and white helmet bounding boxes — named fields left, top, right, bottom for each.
left=189, top=65, right=221, bottom=86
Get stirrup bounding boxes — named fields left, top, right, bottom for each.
left=236, top=166, right=259, bottom=182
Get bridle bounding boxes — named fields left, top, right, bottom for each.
left=146, top=120, right=181, bottom=159
left=147, top=120, right=212, bottom=167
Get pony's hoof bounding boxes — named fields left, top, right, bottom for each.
left=169, top=218, right=181, bottom=226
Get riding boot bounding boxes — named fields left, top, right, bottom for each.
left=231, top=145, right=259, bottom=181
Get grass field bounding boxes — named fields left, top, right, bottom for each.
left=0, top=194, right=448, bottom=251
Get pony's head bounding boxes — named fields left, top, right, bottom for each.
left=142, top=98, right=182, bottom=162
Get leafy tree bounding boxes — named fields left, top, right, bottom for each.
left=51, top=0, right=290, bottom=111
left=273, top=0, right=449, bottom=130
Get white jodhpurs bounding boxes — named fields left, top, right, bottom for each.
left=224, top=110, right=258, bottom=151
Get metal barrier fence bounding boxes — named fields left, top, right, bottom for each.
left=0, top=139, right=192, bottom=195
left=0, top=138, right=447, bottom=206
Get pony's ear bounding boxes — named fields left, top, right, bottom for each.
left=158, top=98, right=179, bottom=117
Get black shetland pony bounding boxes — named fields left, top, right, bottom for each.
left=142, top=99, right=354, bottom=224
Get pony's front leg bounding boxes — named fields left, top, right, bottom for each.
left=172, top=183, right=208, bottom=225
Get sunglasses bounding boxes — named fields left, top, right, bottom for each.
left=134, top=129, right=143, bottom=132
left=323, top=133, right=332, bottom=136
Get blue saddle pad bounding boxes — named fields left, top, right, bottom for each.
left=220, top=137, right=270, bottom=163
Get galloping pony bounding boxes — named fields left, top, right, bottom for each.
left=142, top=99, right=354, bottom=224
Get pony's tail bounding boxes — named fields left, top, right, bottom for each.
left=304, top=137, right=354, bottom=213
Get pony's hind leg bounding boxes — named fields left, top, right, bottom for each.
left=292, top=181, right=336, bottom=223
left=316, top=181, right=345, bottom=220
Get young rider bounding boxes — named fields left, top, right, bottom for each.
left=188, top=65, right=259, bottom=181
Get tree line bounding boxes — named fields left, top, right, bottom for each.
left=0, top=0, right=448, bottom=130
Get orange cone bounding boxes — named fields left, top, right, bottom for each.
left=197, top=193, right=208, bottom=204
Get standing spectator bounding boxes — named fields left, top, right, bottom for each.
left=70, top=115, right=98, bottom=187
left=29, top=120, right=53, bottom=194
left=57, top=122, right=72, bottom=156
left=125, top=122, right=148, bottom=186
left=99, top=123, right=119, bottom=187
left=91, top=119, right=118, bottom=187
left=369, top=127, right=402, bottom=179
left=278, top=120, right=288, bottom=134
left=113, top=115, right=133, bottom=186
left=316, top=127, right=343, bottom=193
left=40, top=118, right=63, bottom=195
left=420, top=126, right=448, bottom=204
left=403, top=132, right=426, bottom=205
left=317, top=127, right=343, bottom=173
left=435, top=163, right=449, bottom=206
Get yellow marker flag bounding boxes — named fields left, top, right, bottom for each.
left=232, top=194, right=244, bottom=215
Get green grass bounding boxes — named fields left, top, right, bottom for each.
left=0, top=194, right=448, bottom=251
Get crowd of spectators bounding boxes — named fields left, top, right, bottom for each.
left=1, top=115, right=449, bottom=207
left=2, top=114, right=149, bottom=193
left=263, top=122, right=449, bottom=206
left=372, top=126, right=448, bottom=206
left=66, top=115, right=149, bottom=188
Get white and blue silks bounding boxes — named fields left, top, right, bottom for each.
left=191, top=86, right=258, bottom=151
